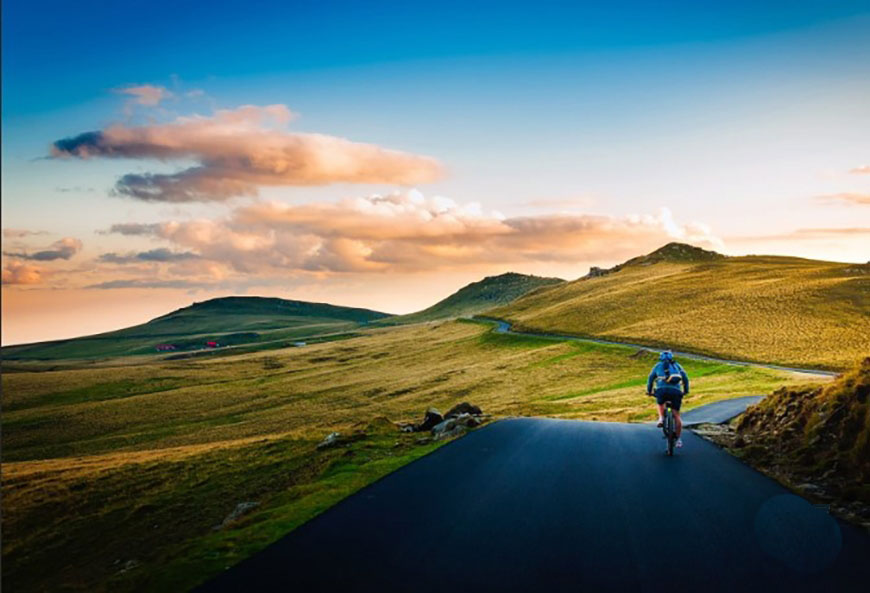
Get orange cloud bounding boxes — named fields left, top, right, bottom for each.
left=51, top=105, right=443, bottom=202
left=101, top=190, right=722, bottom=277
left=2, top=261, right=42, bottom=285
left=816, top=192, right=870, bottom=206
left=114, top=84, right=173, bottom=106
left=849, top=165, right=870, bottom=174
left=3, top=237, right=83, bottom=261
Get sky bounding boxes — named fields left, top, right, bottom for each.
left=2, top=0, right=869, bottom=345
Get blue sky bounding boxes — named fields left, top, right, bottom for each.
left=2, top=1, right=869, bottom=343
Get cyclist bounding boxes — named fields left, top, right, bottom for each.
left=646, top=350, right=690, bottom=448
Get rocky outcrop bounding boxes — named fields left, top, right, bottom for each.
left=731, top=357, right=870, bottom=526
left=400, top=404, right=486, bottom=438
left=445, top=402, right=482, bottom=418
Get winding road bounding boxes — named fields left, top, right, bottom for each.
left=484, top=318, right=838, bottom=377
left=197, top=416, right=869, bottom=593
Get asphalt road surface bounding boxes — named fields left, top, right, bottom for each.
left=680, top=395, right=765, bottom=426
left=197, top=418, right=869, bottom=593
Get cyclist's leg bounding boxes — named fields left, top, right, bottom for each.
left=673, top=410, right=682, bottom=438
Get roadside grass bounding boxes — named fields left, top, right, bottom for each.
left=1, top=320, right=827, bottom=592
left=490, top=256, right=870, bottom=370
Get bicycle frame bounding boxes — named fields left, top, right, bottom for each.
left=663, top=402, right=677, bottom=456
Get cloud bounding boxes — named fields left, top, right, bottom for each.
left=3, top=228, right=48, bottom=238
left=103, top=190, right=722, bottom=276
left=115, top=84, right=173, bottom=106
left=816, top=192, right=870, bottom=206
left=3, top=238, right=83, bottom=261
left=86, top=279, right=205, bottom=290
left=849, top=165, right=870, bottom=174
left=1, top=261, right=42, bottom=285
left=728, top=227, right=870, bottom=242
left=51, top=105, right=444, bottom=202
left=98, top=248, right=200, bottom=264
left=100, top=223, right=163, bottom=236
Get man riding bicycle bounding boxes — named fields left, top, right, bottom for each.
left=646, top=350, right=690, bottom=449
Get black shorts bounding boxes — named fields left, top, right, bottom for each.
left=654, top=388, right=683, bottom=411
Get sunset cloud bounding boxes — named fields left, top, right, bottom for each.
left=115, top=84, right=173, bottom=106
left=3, top=237, right=83, bottom=261
left=1, top=261, right=42, bottom=285
left=3, top=228, right=48, bottom=238
left=98, top=248, right=200, bottom=264
left=816, top=192, right=870, bottom=206
left=849, top=165, right=870, bottom=174
left=51, top=105, right=444, bottom=202
left=101, top=190, right=722, bottom=278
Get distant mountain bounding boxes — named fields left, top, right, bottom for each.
left=490, top=243, right=870, bottom=370
left=3, top=297, right=391, bottom=361
left=379, top=272, right=564, bottom=325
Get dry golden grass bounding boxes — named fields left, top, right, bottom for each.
left=491, top=256, right=870, bottom=370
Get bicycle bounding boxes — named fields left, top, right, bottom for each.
left=662, top=400, right=677, bottom=456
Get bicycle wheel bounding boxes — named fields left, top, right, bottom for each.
left=665, top=408, right=675, bottom=456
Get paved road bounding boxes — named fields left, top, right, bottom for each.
left=197, top=418, right=869, bottom=593
left=484, top=318, right=838, bottom=377
left=680, top=395, right=765, bottom=426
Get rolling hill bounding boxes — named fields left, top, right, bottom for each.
left=378, top=272, right=564, bottom=325
left=490, top=243, right=870, bottom=370
left=2, top=297, right=391, bottom=361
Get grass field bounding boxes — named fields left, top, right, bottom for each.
left=1, top=319, right=825, bottom=592
left=491, top=246, right=870, bottom=371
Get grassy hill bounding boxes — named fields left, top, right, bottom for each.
left=378, top=272, right=563, bottom=325
left=2, top=296, right=391, bottom=361
left=490, top=243, right=870, bottom=370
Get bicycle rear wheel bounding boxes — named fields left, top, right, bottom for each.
left=665, top=407, right=675, bottom=456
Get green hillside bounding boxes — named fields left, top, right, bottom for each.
left=2, top=297, right=391, bottom=361
left=490, top=243, right=870, bottom=370
left=379, top=272, right=564, bottom=325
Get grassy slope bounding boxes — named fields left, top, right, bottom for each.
left=377, top=272, right=563, bottom=325
left=1, top=320, right=820, bottom=592
left=1, top=296, right=390, bottom=361
left=490, top=245, right=870, bottom=370
left=734, top=357, right=870, bottom=510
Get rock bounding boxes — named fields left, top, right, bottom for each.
left=444, top=402, right=482, bottom=418
left=434, top=424, right=467, bottom=441
left=432, top=418, right=458, bottom=435
left=317, top=432, right=342, bottom=450
left=415, top=408, right=444, bottom=432
left=218, top=501, right=260, bottom=529
left=630, top=348, right=650, bottom=359
left=452, top=412, right=480, bottom=427
left=399, top=423, right=416, bottom=433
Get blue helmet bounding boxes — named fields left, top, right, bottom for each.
left=659, top=350, right=674, bottom=362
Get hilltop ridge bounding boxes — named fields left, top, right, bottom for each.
left=585, top=242, right=724, bottom=278
left=492, top=243, right=869, bottom=370
left=379, top=272, right=564, bottom=325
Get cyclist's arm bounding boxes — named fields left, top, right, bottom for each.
left=646, top=368, right=656, bottom=395
left=681, top=369, right=690, bottom=394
